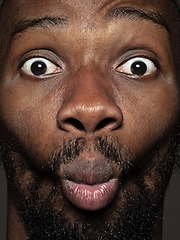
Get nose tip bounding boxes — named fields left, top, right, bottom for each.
left=57, top=99, right=123, bottom=135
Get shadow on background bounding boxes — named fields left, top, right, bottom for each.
left=0, top=167, right=7, bottom=240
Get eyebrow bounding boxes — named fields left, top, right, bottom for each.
left=12, top=7, right=170, bottom=38
left=107, top=7, right=170, bottom=37
left=12, top=17, right=69, bottom=36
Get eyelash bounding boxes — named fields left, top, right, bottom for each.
left=19, top=54, right=159, bottom=79
left=115, top=56, right=158, bottom=78
left=20, top=57, right=62, bottom=77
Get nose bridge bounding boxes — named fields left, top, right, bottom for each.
left=71, top=66, right=111, bottom=107
left=57, top=65, right=123, bottom=134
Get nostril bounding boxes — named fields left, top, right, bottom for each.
left=95, top=118, right=119, bottom=131
left=57, top=102, right=123, bottom=133
left=64, top=118, right=85, bottom=131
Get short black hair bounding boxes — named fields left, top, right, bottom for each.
left=173, top=0, right=180, bottom=12
left=0, top=0, right=6, bottom=12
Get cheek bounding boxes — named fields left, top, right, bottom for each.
left=0, top=74, right=179, bottom=165
left=0, top=80, right=64, bottom=159
left=116, top=80, right=180, bottom=158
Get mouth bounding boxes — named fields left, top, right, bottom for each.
left=61, top=157, right=119, bottom=211
left=62, top=178, right=118, bottom=211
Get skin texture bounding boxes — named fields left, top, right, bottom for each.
left=0, top=0, right=180, bottom=239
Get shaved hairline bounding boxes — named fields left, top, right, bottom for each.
left=0, top=0, right=180, bottom=12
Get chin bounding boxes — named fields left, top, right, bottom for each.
left=3, top=134, right=176, bottom=240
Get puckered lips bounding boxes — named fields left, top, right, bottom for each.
left=61, top=158, right=119, bottom=211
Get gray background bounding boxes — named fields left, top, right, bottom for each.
left=0, top=0, right=180, bottom=239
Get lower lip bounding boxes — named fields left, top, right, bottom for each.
left=62, top=179, right=118, bottom=211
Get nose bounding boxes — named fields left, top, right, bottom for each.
left=57, top=67, right=123, bottom=135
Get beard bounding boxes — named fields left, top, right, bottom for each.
left=1, top=134, right=178, bottom=240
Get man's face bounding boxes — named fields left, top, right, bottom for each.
left=0, top=0, right=180, bottom=239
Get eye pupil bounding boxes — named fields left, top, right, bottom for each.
left=131, top=61, right=147, bottom=75
left=31, top=60, right=47, bottom=76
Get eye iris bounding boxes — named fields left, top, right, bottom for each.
left=131, top=61, right=147, bottom=75
left=31, top=60, right=47, bottom=76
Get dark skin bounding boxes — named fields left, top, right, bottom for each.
left=0, top=0, right=180, bottom=239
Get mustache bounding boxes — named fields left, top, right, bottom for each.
left=51, top=135, right=133, bottom=174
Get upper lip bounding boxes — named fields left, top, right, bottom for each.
left=62, top=157, right=114, bottom=185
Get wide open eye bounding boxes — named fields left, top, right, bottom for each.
left=21, top=57, right=62, bottom=76
left=116, top=57, right=157, bottom=76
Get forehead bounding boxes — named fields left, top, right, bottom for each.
left=1, top=0, right=176, bottom=48
left=1, top=0, right=178, bottom=53
left=1, top=0, right=179, bottom=68
left=3, top=0, right=174, bottom=24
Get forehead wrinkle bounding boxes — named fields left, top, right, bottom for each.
left=107, top=6, right=170, bottom=39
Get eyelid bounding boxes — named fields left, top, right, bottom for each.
left=18, top=49, right=65, bottom=79
left=113, top=48, right=160, bottom=68
left=20, top=57, right=62, bottom=78
left=115, top=55, right=159, bottom=78
left=18, top=49, right=65, bottom=70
